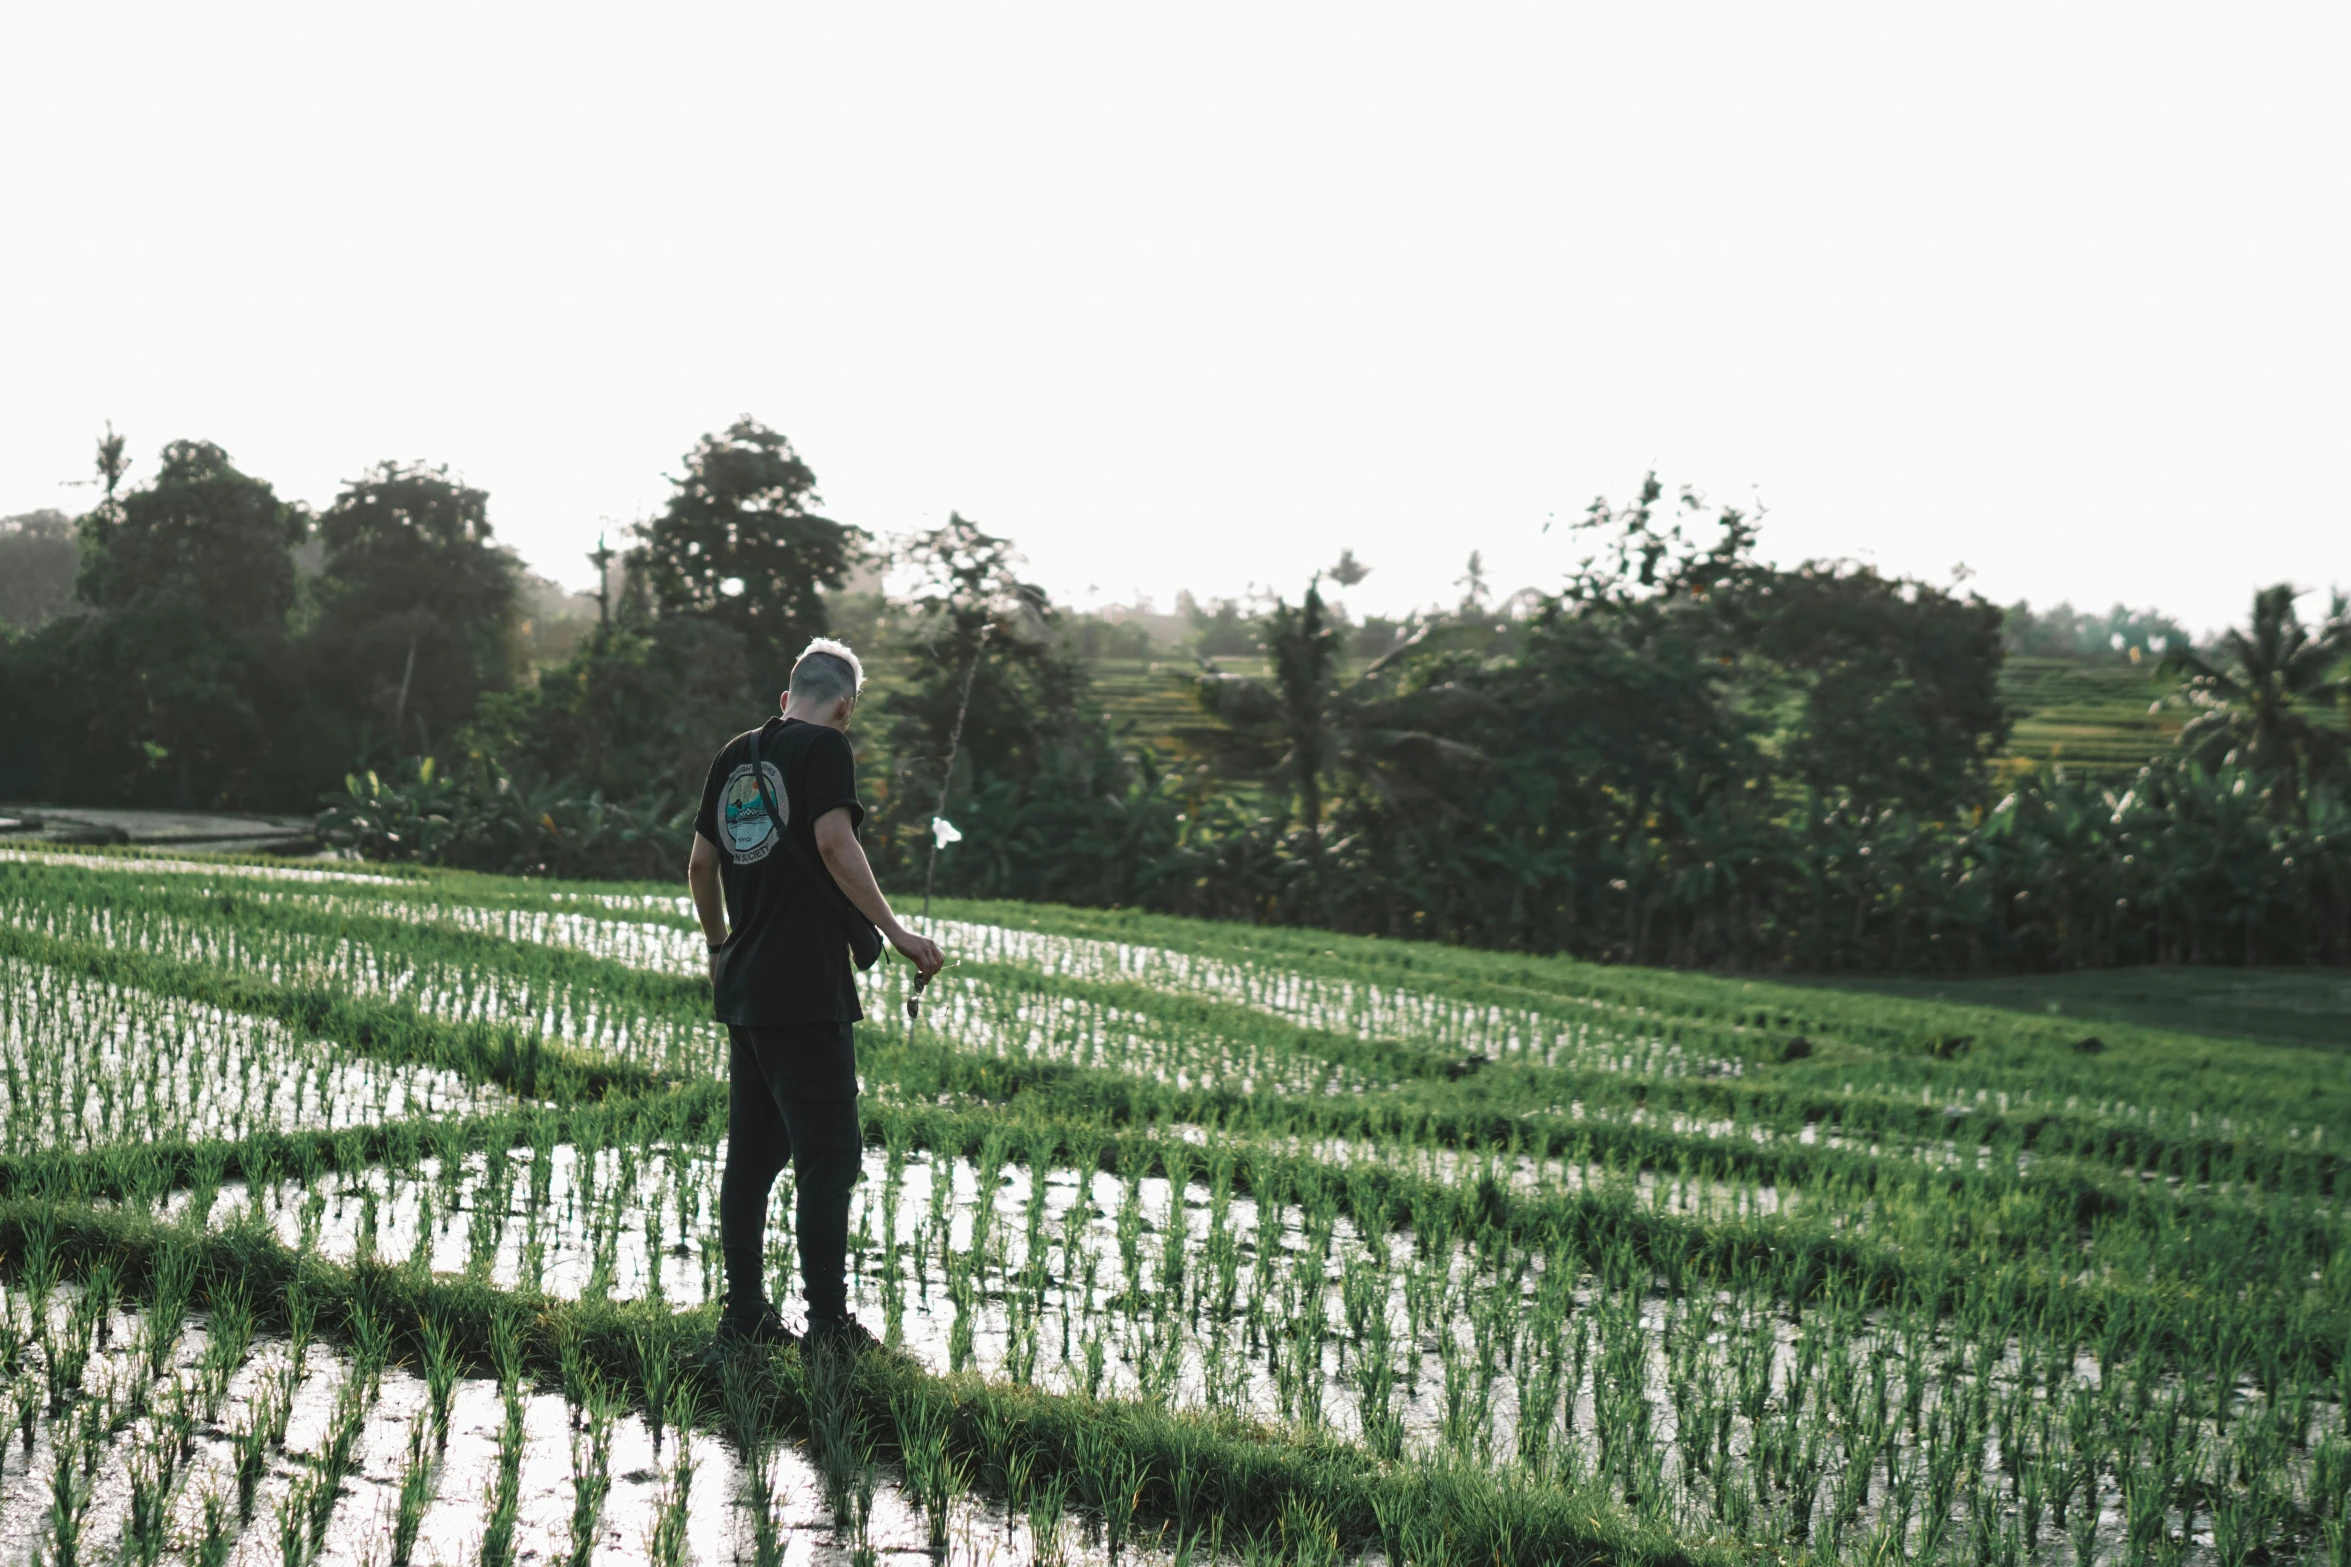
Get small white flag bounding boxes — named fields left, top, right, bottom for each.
left=931, top=817, right=963, bottom=849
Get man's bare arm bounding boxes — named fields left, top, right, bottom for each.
left=814, top=807, right=944, bottom=976
left=688, top=832, right=727, bottom=982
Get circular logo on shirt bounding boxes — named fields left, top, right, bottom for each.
left=720, top=762, right=786, bottom=863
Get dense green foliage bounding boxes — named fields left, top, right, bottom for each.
left=2167, top=583, right=2351, bottom=818
left=6, top=424, right=2345, bottom=974
left=0, top=850, right=2344, bottom=1563
left=308, top=463, right=523, bottom=759
left=626, top=417, right=864, bottom=695
left=0, top=509, right=81, bottom=633
left=895, top=484, right=2351, bottom=972
left=2001, top=599, right=2194, bottom=661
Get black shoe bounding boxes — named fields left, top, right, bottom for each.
left=801, top=1315, right=886, bottom=1358
left=710, top=1305, right=799, bottom=1357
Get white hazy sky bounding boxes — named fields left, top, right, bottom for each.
left=2, top=4, right=2343, bottom=635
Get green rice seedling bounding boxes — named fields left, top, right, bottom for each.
left=1237, top=1523, right=1284, bottom=1567
left=233, top=1384, right=278, bottom=1519
left=1167, top=1427, right=1208, bottom=1539
left=1159, top=1144, right=1193, bottom=1299
left=18, top=1219, right=57, bottom=1325
left=301, top=1366, right=377, bottom=1553
left=193, top=1489, right=235, bottom=1567
left=38, top=1295, right=95, bottom=1418
left=644, top=1405, right=695, bottom=1567
left=556, top=1316, right=594, bottom=1428
left=2068, top=1474, right=2101, bottom=1567
left=420, top=1313, right=459, bottom=1450
left=1003, top=1443, right=1036, bottom=1542
left=1069, top=1423, right=1120, bottom=1548
left=974, top=1398, right=1017, bottom=1492
left=141, top=1241, right=197, bottom=1381
left=124, top=1443, right=176, bottom=1567
left=274, top=1477, right=316, bottom=1567
left=1278, top=1494, right=1341, bottom=1567
left=719, top=1350, right=771, bottom=1480
left=1076, top=1321, right=1109, bottom=1400
left=467, top=1152, right=509, bottom=1283
left=356, top=1184, right=382, bottom=1265
left=947, top=1259, right=977, bottom=1373
left=848, top=1444, right=880, bottom=1566
left=478, top=1361, right=530, bottom=1567
left=1028, top=1472, right=1070, bottom=1567
left=807, top=1344, right=873, bottom=1531
left=197, top=1287, right=254, bottom=1421
left=641, top=1193, right=670, bottom=1308
left=188, top=1141, right=229, bottom=1224
left=1104, top=1445, right=1145, bottom=1561
left=1114, top=1161, right=1146, bottom=1308
left=894, top=1394, right=967, bottom=1554
left=0, top=1290, right=24, bottom=1384
left=286, top=1277, right=316, bottom=1382
left=569, top=1380, right=617, bottom=1567
left=296, top=1180, right=329, bottom=1255
left=349, top=1297, right=393, bottom=1393
left=635, top=1324, right=677, bottom=1451
left=391, top=1422, right=433, bottom=1567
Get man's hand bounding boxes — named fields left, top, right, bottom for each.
left=889, top=925, right=945, bottom=978
left=688, top=832, right=730, bottom=983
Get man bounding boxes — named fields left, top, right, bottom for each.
left=688, top=636, right=944, bottom=1353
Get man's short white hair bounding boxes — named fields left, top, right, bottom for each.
left=790, top=637, right=865, bottom=704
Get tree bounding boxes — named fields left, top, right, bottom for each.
left=1745, top=564, right=2011, bottom=819
left=1328, top=548, right=1371, bottom=588
left=1312, top=477, right=1770, bottom=955
left=60, top=438, right=308, bottom=807
left=76, top=439, right=305, bottom=626
left=469, top=613, right=758, bottom=805
left=0, top=511, right=82, bottom=632
left=877, top=516, right=1073, bottom=827
left=1455, top=551, right=1490, bottom=612
left=628, top=418, right=865, bottom=688
left=310, top=461, right=521, bottom=757
left=1191, top=577, right=1487, bottom=841
left=1182, top=592, right=1260, bottom=657
left=2165, top=583, right=2351, bottom=819
left=2003, top=599, right=2193, bottom=659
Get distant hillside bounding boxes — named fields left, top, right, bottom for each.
left=1997, top=656, right=2184, bottom=780
left=854, top=639, right=2268, bottom=793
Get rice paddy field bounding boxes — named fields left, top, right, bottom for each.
left=0, top=845, right=2346, bottom=1567
left=1081, top=652, right=2192, bottom=783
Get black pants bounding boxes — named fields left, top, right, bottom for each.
left=719, top=1023, right=863, bottom=1325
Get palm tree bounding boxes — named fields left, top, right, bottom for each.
left=2164, top=584, right=2350, bottom=819
left=1187, top=578, right=1488, bottom=839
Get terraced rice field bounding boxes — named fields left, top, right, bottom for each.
left=0, top=846, right=2345, bottom=1566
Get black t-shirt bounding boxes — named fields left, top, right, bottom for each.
left=697, top=717, right=866, bottom=1026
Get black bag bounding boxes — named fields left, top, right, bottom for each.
left=747, top=719, right=884, bottom=971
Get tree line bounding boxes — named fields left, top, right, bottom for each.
left=4, top=425, right=2345, bottom=971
